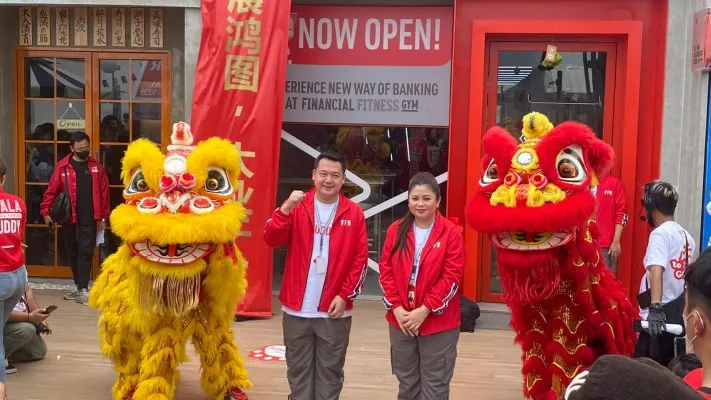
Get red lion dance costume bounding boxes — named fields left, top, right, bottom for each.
left=466, top=112, right=638, bottom=400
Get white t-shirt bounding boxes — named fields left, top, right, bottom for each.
left=282, top=199, right=351, bottom=319
left=638, top=221, right=695, bottom=319
left=407, top=223, right=434, bottom=306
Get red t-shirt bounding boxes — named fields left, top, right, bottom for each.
left=593, top=174, right=627, bottom=248
left=0, top=189, right=26, bottom=272
left=684, top=368, right=711, bottom=399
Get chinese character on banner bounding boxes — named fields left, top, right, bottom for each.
left=235, top=142, right=255, bottom=237
left=224, top=55, right=260, bottom=92
left=228, top=0, right=264, bottom=14
left=226, top=16, right=261, bottom=55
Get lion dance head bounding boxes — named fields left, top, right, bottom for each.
left=109, top=122, right=245, bottom=316
left=467, top=112, right=614, bottom=302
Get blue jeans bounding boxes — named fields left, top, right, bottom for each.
left=0, top=266, right=26, bottom=383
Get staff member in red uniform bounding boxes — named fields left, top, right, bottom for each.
left=592, top=173, right=627, bottom=273
left=379, top=172, right=465, bottom=400
left=0, top=158, right=31, bottom=391
left=263, top=151, right=368, bottom=400
left=40, top=132, right=109, bottom=306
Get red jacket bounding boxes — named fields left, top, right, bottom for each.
left=379, top=212, right=465, bottom=336
left=39, top=155, right=110, bottom=224
left=0, top=188, right=26, bottom=272
left=594, top=174, right=627, bottom=248
left=263, top=190, right=369, bottom=312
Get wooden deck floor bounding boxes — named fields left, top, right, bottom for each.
left=6, top=291, right=524, bottom=399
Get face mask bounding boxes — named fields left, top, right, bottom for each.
left=706, top=201, right=711, bottom=215
left=75, top=150, right=89, bottom=160
left=683, top=310, right=703, bottom=345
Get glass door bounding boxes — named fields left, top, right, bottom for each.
left=91, top=52, right=170, bottom=278
left=479, top=41, right=617, bottom=302
left=18, top=51, right=91, bottom=278
left=16, top=50, right=170, bottom=279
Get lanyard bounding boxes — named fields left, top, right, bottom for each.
left=314, top=198, right=338, bottom=256
left=412, top=222, right=434, bottom=269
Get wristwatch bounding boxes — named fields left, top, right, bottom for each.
left=650, top=302, right=662, bottom=310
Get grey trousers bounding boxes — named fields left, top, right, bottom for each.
left=389, top=326, right=459, bottom=400
left=4, top=322, right=47, bottom=362
left=602, top=247, right=617, bottom=274
left=283, top=313, right=352, bottom=400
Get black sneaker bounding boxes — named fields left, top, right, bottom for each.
left=6, top=362, right=17, bottom=374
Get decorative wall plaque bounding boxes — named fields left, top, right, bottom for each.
left=130, top=8, right=145, bottom=48
left=149, top=9, right=164, bottom=48
left=56, top=8, right=70, bottom=46
left=73, top=7, right=88, bottom=46
left=19, top=7, right=32, bottom=46
left=112, top=8, right=126, bottom=47
left=93, top=8, right=107, bottom=47
left=36, top=7, right=50, bottom=46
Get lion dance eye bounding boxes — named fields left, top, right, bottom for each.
left=125, top=169, right=151, bottom=195
left=555, top=145, right=587, bottom=184
left=204, top=167, right=233, bottom=196
left=206, top=178, right=220, bottom=191
left=479, top=159, right=499, bottom=186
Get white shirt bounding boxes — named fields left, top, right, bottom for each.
left=638, top=221, right=695, bottom=319
left=282, top=199, right=351, bottom=319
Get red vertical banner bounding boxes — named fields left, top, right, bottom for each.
left=191, top=0, right=290, bottom=317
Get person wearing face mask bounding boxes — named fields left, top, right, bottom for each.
left=263, top=151, right=369, bottom=400
left=40, top=132, right=109, bottom=306
left=678, top=248, right=711, bottom=397
left=379, top=172, right=465, bottom=400
left=634, top=180, right=695, bottom=367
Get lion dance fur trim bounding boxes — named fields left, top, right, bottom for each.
left=89, top=122, right=251, bottom=400
left=466, top=112, right=637, bottom=400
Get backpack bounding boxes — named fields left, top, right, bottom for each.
left=460, top=295, right=481, bottom=333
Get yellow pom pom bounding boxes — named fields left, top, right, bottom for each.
left=521, top=112, right=554, bottom=141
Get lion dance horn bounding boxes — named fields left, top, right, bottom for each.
left=521, top=112, right=554, bottom=143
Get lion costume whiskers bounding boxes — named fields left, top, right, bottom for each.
left=89, top=122, right=250, bottom=400
left=466, top=112, right=637, bottom=400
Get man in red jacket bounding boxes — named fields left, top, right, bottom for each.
left=40, top=132, right=109, bottom=306
left=264, top=151, right=368, bottom=400
left=593, top=173, right=628, bottom=273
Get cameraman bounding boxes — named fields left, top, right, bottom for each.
left=4, top=283, right=49, bottom=374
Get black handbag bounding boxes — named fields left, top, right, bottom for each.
left=49, top=167, right=71, bottom=224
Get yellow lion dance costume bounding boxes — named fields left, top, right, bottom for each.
left=88, top=122, right=251, bottom=400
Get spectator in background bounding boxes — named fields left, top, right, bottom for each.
left=40, top=132, right=110, bottom=306
left=592, top=172, right=627, bottom=273
left=4, top=282, right=49, bottom=375
left=0, top=157, right=31, bottom=390
left=634, top=180, right=693, bottom=367
left=680, top=247, right=711, bottom=398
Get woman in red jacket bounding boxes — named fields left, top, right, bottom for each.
left=379, top=171, right=465, bottom=399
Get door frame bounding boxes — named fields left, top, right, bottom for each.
left=479, top=40, right=619, bottom=302
left=14, top=48, right=171, bottom=279
left=463, top=20, right=643, bottom=303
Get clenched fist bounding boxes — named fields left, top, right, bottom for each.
left=281, top=190, right=305, bottom=214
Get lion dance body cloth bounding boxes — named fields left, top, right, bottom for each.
left=89, top=122, right=251, bottom=400
left=466, top=112, right=637, bottom=400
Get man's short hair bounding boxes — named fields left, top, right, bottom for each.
left=684, top=246, right=711, bottom=316
left=69, top=131, right=90, bottom=146
left=314, top=151, right=346, bottom=173
left=0, top=157, right=6, bottom=180
left=643, top=180, right=678, bottom=216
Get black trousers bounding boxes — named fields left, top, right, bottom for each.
left=633, top=331, right=677, bottom=367
left=62, top=222, right=96, bottom=290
